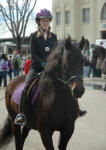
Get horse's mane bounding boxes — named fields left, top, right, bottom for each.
left=44, top=43, right=64, bottom=77
left=44, top=37, right=82, bottom=77
left=39, top=37, right=83, bottom=96
left=39, top=42, right=64, bottom=97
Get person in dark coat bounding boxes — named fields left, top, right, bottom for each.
left=14, top=8, right=58, bottom=126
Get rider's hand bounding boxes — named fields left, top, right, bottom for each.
left=42, top=62, right=46, bottom=67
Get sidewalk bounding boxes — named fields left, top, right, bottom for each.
left=84, top=77, right=106, bottom=90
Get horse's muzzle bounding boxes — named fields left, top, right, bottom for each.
left=72, top=84, right=85, bottom=98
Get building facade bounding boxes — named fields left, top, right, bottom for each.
left=52, top=0, right=106, bottom=45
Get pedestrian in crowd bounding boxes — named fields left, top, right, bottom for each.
left=0, top=54, right=8, bottom=87
left=14, top=8, right=58, bottom=126
left=83, top=53, right=90, bottom=77
left=20, top=54, right=26, bottom=75
left=8, top=55, right=13, bottom=80
left=96, top=55, right=104, bottom=77
left=101, top=57, right=106, bottom=79
left=25, top=56, right=31, bottom=74
left=12, top=50, right=22, bottom=77
left=89, top=54, right=98, bottom=77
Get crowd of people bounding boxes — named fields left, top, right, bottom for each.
left=0, top=51, right=31, bottom=88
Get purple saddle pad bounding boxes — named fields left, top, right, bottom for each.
left=13, top=82, right=25, bottom=104
left=13, top=82, right=40, bottom=105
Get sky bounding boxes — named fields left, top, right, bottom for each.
left=0, top=0, right=52, bottom=37
left=0, top=0, right=52, bottom=12
left=0, top=0, right=52, bottom=23
left=35, top=0, right=52, bottom=12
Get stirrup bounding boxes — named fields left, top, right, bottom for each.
left=14, top=113, right=26, bottom=126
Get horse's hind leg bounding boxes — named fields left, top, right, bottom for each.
left=39, top=129, right=54, bottom=150
left=20, top=126, right=30, bottom=149
left=11, top=121, right=22, bottom=150
left=58, top=125, right=74, bottom=150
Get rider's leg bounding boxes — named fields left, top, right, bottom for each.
left=14, top=69, right=37, bottom=126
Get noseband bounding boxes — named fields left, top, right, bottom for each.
left=57, top=66, right=83, bottom=86
left=58, top=75, right=83, bottom=87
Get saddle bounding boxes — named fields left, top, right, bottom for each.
left=13, top=74, right=41, bottom=105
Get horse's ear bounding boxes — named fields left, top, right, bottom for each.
left=79, top=36, right=85, bottom=50
left=65, top=36, right=71, bottom=50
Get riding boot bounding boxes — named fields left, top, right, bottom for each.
left=14, top=89, right=27, bottom=126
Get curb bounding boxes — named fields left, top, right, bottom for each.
left=84, top=77, right=106, bottom=90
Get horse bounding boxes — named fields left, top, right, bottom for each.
left=91, top=45, right=106, bottom=76
left=0, top=36, right=85, bottom=150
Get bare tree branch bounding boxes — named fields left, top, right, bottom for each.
left=22, top=0, right=36, bottom=38
left=0, top=0, right=37, bottom=51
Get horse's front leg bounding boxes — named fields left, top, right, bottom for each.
left=20, top=126, right=30, bottom=150
left=58, top=124, right=74, bottom=150
left=11, top=121, right=22, bottom=150
left=39, top=129, right=54, bottom=150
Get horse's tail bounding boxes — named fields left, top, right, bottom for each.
left=0, top=116, right=13, bottom=147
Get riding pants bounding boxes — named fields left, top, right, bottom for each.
left=19, top=69, right=38, bottom=114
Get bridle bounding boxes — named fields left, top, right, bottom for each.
left=57, top=73, right=83, bottom=87
left=57, top=47, right=83, bottom=87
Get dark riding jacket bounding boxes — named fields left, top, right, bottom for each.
left=30, top=31, right=57, bottom=73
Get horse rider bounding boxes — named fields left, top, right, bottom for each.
left=14, top=8, right=58, bottom=126
left=14, top=8, right=87, bottom=126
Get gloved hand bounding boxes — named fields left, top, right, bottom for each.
left=42, top=62, right=46, bottom=67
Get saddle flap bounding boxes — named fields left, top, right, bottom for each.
left=13, top=77, right=40, bottom=105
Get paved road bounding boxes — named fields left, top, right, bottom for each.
left=0, top=87, right=106, bottom=150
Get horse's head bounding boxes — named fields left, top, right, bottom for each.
left=91, top=46, right=106, bottom=74
left=92, top=46, right=106, bottom=59
left=62, top=36, right=85, bottom=98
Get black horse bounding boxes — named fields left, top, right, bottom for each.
left=91, top=45, right=106, bottom=76
left=0, top=36, right=85, bottom=150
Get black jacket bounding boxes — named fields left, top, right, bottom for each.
left=30, top=31, right=57, bottom=72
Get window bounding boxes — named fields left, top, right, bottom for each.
left=56, top=12, right=61, bottom=25
left=101, top=3, right=106, bottom=20
left=82, top=8, right=90, bottom=22
left=65, top=11, right=70, bottom=24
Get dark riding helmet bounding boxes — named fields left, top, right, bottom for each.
left=35, top=9, right=53, bottom=24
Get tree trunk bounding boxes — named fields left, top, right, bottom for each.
left=16, top=35, right=22, bottom=53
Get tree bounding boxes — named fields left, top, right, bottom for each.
left=0, top=0, right=37, bottom=52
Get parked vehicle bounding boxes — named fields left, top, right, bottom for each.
left=96, top=39, right=106, bottom=49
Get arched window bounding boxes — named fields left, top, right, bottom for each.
left=101, top=3, right=106, bottom=20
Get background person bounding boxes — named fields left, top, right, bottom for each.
left=12, top=50, right=22, bottom=77
left=25, top=56, right=31, bottom=74
left=0, top=54, right=8, bottom=87
left=83, top=53, right=90, bottom=78
left=8, top=55, right=13, bottom=80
